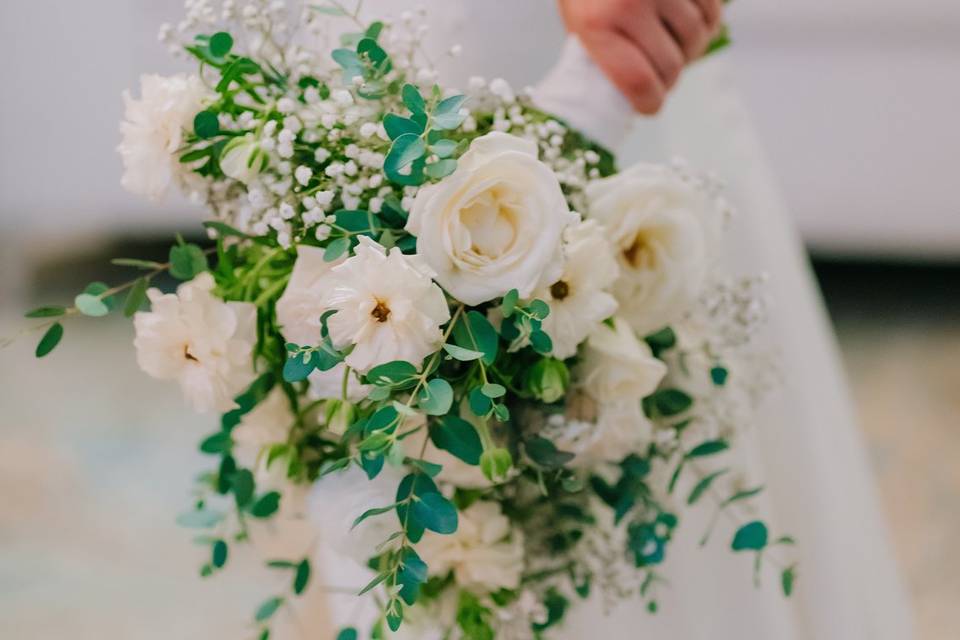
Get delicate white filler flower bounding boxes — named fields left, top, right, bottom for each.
left=586, top=164, right=720, bottom=335
left=578, top=316, right=667, bottom=404
left=118, top=74, right=209, bottom=201
left=532, top=219, right=619, bottom=359
left=133, top=273, right=256, bottom=413
left=323, top=237, right=450, bottom=372
left=416, top=501, right=525, bottom=593
left=407, top=132, right=577, bottom=305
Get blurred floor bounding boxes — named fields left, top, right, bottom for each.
left=813, top=259, right=960, bottom=640
left=1, top=242, right=958, bottom=639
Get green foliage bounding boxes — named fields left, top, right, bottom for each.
left=169, top=243, right=208, bottom=280
left=35, top=322, right=63, bottom=358
left=123, top=277, right=149, bottom=317
left=525, top=436, right=574, bottom=469
left=710, top=365, right=729, bottom=386
left=687, top=469, right=728, bottom=505
left=417, top=378, right=454, bottom=415
left=255, top=596, right=284, bottom=622
left=396, top=547, right=428, bottom=605
left=194, top=110, right=220, bottom=139
left=731, top=521, right=769, bottom=551
left=452, top=311, right=498, bottom=366
left=412, top=491, right=458, bottom=534
left=644, top=326, right=676, bottom=358
left=74, top=282, right=115, bottom=317
left=251, top=491, right=281, bottom=518
left=479, top=448, right=512, bottom=482
left=430, top=416, right=483, bottom=465
left=335, top=630, right=358, bottom=640
left=25, top=306, right=66, bottom=318
left=781, top=565, right=797, bottom=597
left=644, top=388, right=694, bottom=418
left=456, top=591, right=496, bottom=640
left=526, top=358, right=569, bottom=403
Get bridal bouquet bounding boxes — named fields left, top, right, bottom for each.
left=22, top=1, right=793, bottom=638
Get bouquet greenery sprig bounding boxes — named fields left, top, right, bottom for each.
left=16, top=1, right=794, bottom=638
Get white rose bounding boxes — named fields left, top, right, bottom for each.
left=547, top=399, right=654, bottom=468
left=579, top=316, right=667, bottom=404
left=118, top=73, right=210, bottom=201
left=531, top=219, right=619, bottom=359
left=586, top=164, right=720, bottom=335
left=133, top=273, right=256, bottom=413
left=220, top=133, right=269, bottom=184
left=406, top=132, right=577, bottom=305
left=415, top=500, right=525, bottom=593
left=323, top=237, right=450, bottom=372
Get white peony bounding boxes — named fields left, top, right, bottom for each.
left=531, top=219, right=619, bottom=359
left=133, top=273, right=257, bottom=413
left=323, top=237, right=450, bottom=372
left=118, top=74, right=209, bottom=201
left=220, top=133, right=268, bottom=184
left=416, top=500, right=525, bottom=593
left=406, top=132, right=578, bottom=305
left=586, top=164, right=719, bottom=335
left=578, top=316, right=667, bottom=404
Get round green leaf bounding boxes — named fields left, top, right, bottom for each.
left=418, top=378, right=453, bottom=416
left=731, top=520, right=769, bottom=551
left=209, top=31, right=234, bottom=58
left=74, top=293, right=109, bottom=317
left=194, top=110, right=220, bottom=139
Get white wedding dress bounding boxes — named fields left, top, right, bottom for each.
left=314, top=2, right=915, bottom=638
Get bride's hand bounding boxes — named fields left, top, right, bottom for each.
left=557, top=0, right=723, bottom=114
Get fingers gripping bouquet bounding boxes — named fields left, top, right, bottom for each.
left=24, top=1, right=796, bottom=638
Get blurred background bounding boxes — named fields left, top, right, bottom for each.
left=1, top=0, right=957, bottom=638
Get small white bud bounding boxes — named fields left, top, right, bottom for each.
left=294, top=166, right=313, bottom=186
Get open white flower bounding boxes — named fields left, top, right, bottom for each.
left=416, top=500, right=524, bottom=593
left=323, top=237, right=450, bottom=372
left=133, top=273, right=256, bottom=413
left=276, top=245, right=340, bottom=346
left=532, top=219, right=619, bottom=359
left=407, top=132, right=577, bottom=305
left=118, top=74, right=209, bottom=201
left=586, top=164, right=720, bottom=335
left=578, top=316, right=667, bottom=404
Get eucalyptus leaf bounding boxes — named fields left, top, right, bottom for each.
left=123, top=277, right=149, bottom=317
left=417, top=378, right=453, bottom=416
left=35, top=322, right=64, bottom=358
left=731, top=521, right=769, bottom=551
left=411, top=491, right=458, bottom=534
left=25, top=306, right=66, bottom=318
left=430, top=415, right=482, bottom=465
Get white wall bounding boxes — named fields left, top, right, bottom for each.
left=1, top=0, right=958, bottom=258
